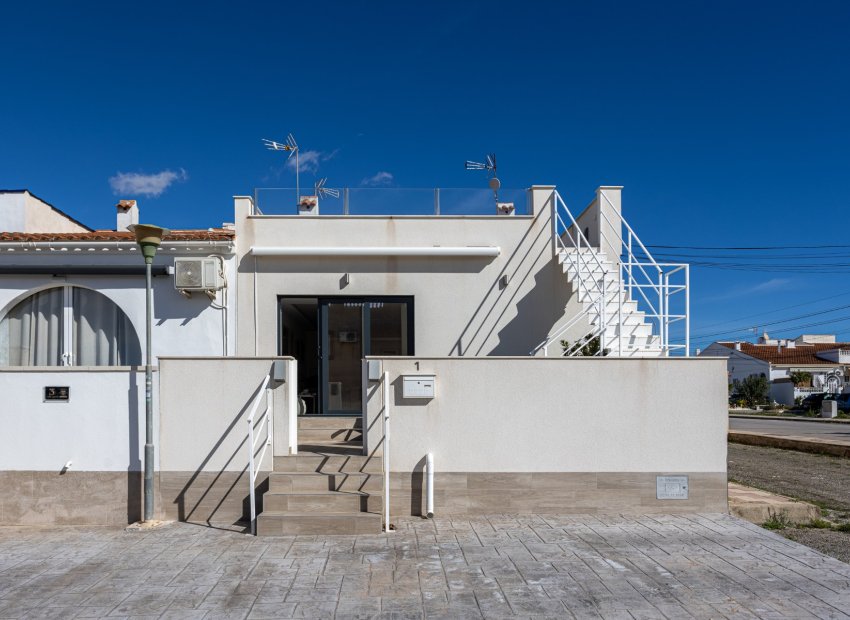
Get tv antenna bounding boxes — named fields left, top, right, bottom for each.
left=315, top=177, right=340, bottom=200
left=465, top=153, right=500, bottom=200
left=262, top=133, right=300, bottom=204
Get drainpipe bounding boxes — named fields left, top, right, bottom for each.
left=425, top=452, right=434, bottom=519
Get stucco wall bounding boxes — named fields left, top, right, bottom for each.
left=0, top=367, right=151, bottom=471
left=0, top=367, right=153, bottom=525
left=234, top=187, right=592, bottom=359
left=158, top=356, right=294, bottom=526
left=364, top=357, right=728, bottom=473
left=0, top=191, right=89, bottom=234
left=24, top=193, right=89, bottom=233
left=0, top=252, right=237, bottom=359
left=158, top=357, right=294, bottom=472
left=0, top=193, right=26, bottom=232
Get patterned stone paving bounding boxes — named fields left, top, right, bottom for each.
left=0, top=513, right=849, bottom=619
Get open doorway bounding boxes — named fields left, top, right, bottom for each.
left=278, top=296, right=414, bottom=415
left=279, top=297, right=320, bottom=414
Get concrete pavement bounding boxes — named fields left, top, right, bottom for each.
left=1, top=514, right=850, bottom=619
left=729, top=417, right=850, bottom=445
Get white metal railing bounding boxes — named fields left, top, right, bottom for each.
left=599, top=191, right=689, bottom=355
left=381, top=371, right=391, bottom=532
left=246, top=372, right=273, bottom=535
left=534, top=190, right=689, bottom=357
left=531, top=192, right=614, bottom=356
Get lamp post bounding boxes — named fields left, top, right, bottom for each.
left=128, top=223, right=170, bottom=522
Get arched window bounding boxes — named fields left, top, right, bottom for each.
left=0, top=286, right=141, bottom=366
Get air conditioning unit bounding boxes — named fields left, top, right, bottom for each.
left=328, top=382, right=342, bottom=410
left=174, top=258, right=225, bottom=292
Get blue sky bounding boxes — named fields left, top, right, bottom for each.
left=2, top=1, right=849, bottom=347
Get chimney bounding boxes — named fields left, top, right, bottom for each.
left=734, top=342, right=742, bottom=351
left=116, top=200, right=139, bottom=231
left=787, top=340, right=796, bottom=349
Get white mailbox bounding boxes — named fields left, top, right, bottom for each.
left=402, top=374, right=436, bottom=399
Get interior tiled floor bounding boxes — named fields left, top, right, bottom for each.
left=0, top=513, right=848, bottom=619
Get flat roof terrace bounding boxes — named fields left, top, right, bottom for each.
left=252, top=187, right=532, bottom=217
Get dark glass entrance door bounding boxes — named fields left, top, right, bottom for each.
left=318, top=297, right=413, bottom=415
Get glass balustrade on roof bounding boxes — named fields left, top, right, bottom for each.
left=252, top=187, right=529, bottom=216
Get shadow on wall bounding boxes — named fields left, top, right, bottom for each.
left=170, top=380, right=269, bottom=530
left=154, top=288, right=211, bottom=325
left=127, top=370, right=141, bottom=523
left=450, top=198, right=556, bottom=356
left=489, top=256, right=571, bottom=355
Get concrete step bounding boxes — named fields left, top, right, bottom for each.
left=274, top=453, right=382, bottom=474
left=256, top=511, right=382, bottom=536
left=298, top=428, right=363, bottom=443
left=587, top=310, right=646, bottom=326
left=298, top=416, right=361, bottom=430
left=263, top=490, right=380, bottom=513
left=593, top=322, right=654, bottom=338
left=269, top=471, right=382, bottom=493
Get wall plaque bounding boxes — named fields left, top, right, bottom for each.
left=44, top=386, right=70, bottom=402
left=656, top=475, right=688, bottom=500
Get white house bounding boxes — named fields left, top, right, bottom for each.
left=701, top=333, right=850, bottom=405
left=0, top=184, right=726, bottom=534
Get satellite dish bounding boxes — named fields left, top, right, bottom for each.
left=489, top=177, right=501, bottom=192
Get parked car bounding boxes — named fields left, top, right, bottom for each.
left=800, top=392, right=830, bottom=411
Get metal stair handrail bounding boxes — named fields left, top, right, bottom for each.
left=536, top=189, right=689, bottom=357
left=597, top=192, right=689, bottom=355
left=382, top=371, right=391, bottom=532
left=247, top=372, right=273, bottom=535
left=535, top=191, right=616, bottom=356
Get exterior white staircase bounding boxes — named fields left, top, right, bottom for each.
left=558, top=248, right=663, bottom=357
left=532, top=189, right=689, bottom=358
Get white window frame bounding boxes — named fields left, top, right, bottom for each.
left=61, top=285, right=74, bottom=366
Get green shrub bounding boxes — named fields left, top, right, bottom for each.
left=737, top=375, right=769, bottom=408
left=806, top=518, right=832, bottom=529
left=834, top=522, right=850, bottom=532
left=762, top=510, right=793, bottom=530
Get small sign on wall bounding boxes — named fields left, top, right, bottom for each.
left=656, top=475, right=688, bottom=500
left=44, top=386, right=70, bottom=402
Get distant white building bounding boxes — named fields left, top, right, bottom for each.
left=700, top=333, right=850, bottom=405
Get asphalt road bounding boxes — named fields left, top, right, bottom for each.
left=730, top=416, right=850, bottom=445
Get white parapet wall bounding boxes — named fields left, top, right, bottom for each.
left=364, top=356, right=728, bottom=515
left=0, top=367, right=152, bottom=525
left=158, top=356, right=295, bottom=526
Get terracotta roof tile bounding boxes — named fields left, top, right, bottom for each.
left=0, top=229, right=235, bottom=242
left=719, top=341, right=850, bottom=366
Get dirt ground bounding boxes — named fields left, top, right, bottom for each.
left=728, top=442, right=850, bottom=563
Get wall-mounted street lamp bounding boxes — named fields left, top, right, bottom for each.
left=128, top=223, right=170, bottom=522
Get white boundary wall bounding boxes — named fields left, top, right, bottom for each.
left=365, top=357, right=728, bottom=473
left=0, top=367, right=152, bottom=471
left=158, top=357, right=295, bottom=473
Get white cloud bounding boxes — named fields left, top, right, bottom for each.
left=361, top=171, right=394, bottom=186
left=751, top=278, right=791, bottom=293
left=109, top=169, right=188, bottom=197
left=285, top=149, right=338, bottom=174
left=704, top=278, right=791, bottom=302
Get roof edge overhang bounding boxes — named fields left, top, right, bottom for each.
left=251, top=246, right=501, bottom=257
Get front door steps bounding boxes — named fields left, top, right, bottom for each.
left=256, top=416, right=383, bottom=535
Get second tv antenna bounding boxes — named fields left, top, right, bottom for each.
left=465, top=153, right=501, bottom=200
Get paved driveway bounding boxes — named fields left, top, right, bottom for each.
left=1, top=514, right=849, bottom=619
left=730, top=417, right=850, bottom=446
